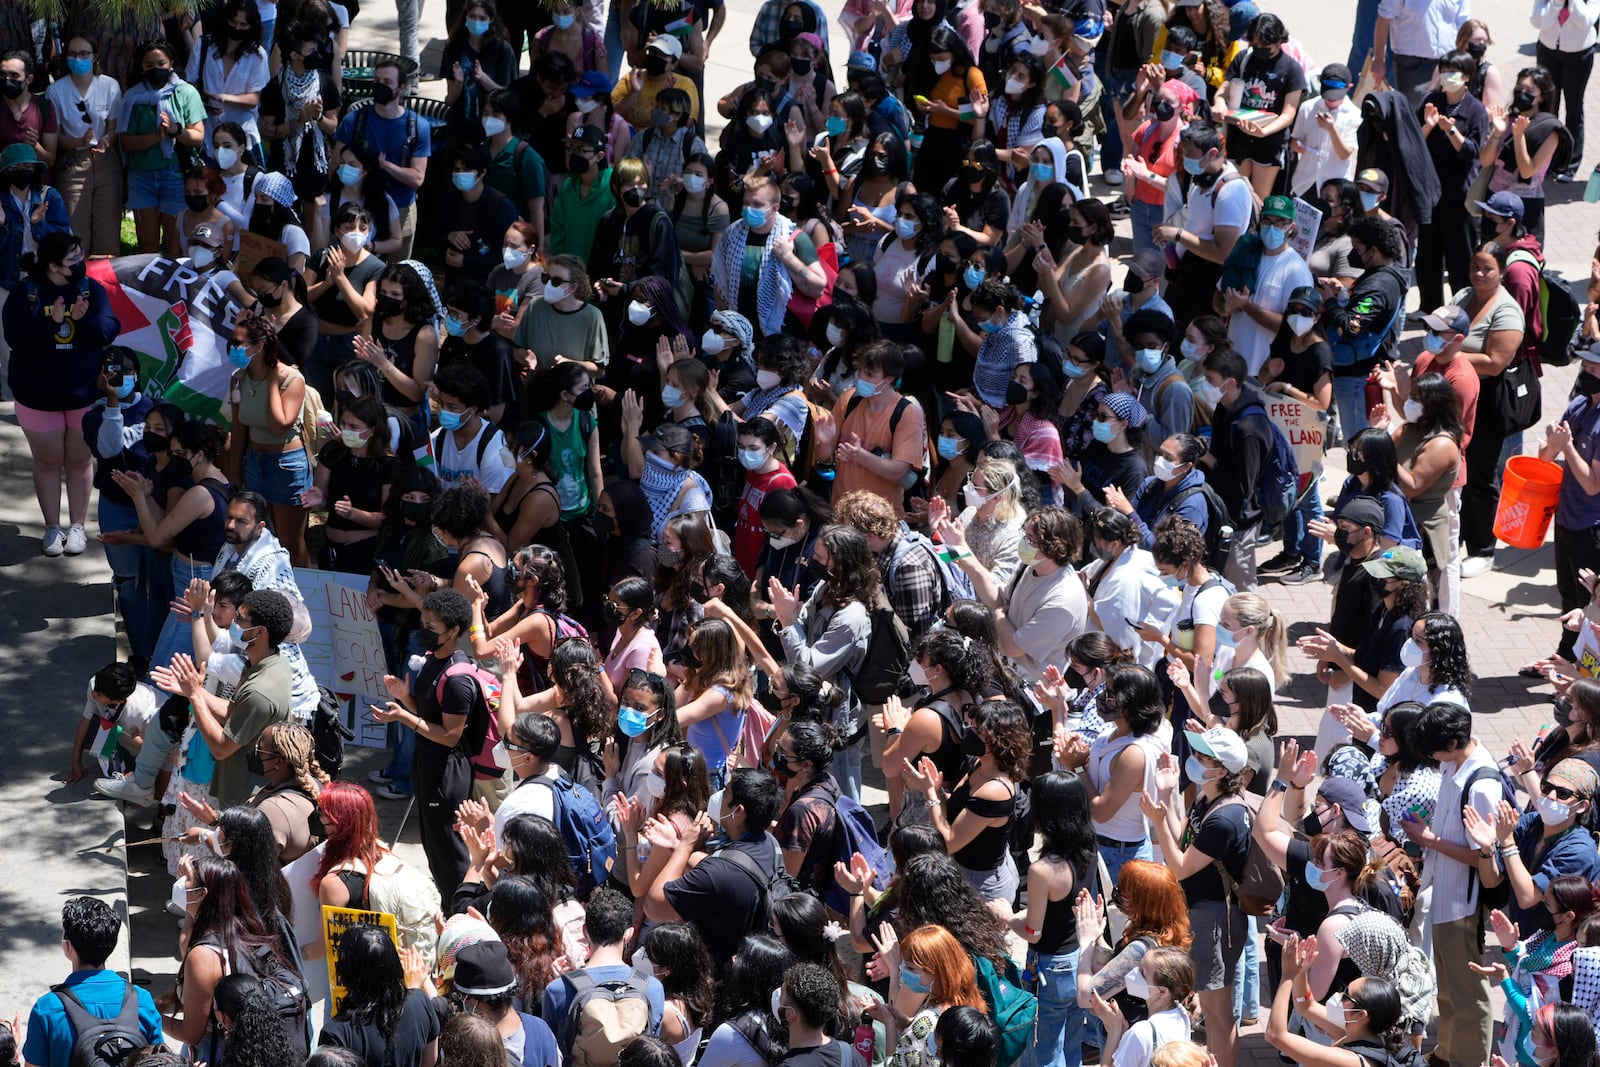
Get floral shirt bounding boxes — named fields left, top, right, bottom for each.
left=1062, top=382, right=1110, bottom=461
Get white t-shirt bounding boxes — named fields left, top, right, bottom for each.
left=1113, top=1005, right=1191, bottom=1067
left=1290, top=96, right=1362, bottom=196
left=436, top=421, right=514, bottom=492
left=1164, top=578, right=1229, bottom=653
left=1183, top=167, right=1252, bottom=247
left=493, top=766, right=563, bottom=839
left=81, top=680, right=162, bottom=774
left=44, top=74, right=122, bottom=142
left=1224, top=247, right=1313, bottom=375
left=1084, top=546, right=1181, bottom=668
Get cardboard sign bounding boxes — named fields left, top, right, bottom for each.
left=294, top=568, right=392, bottom=747
left=1289, top=197, right=1322, bottom=263
left=322, top=905, right=399, bottom=1014
left=1266, top=395, right=1330, bottom=477
left=236, top=231, right=289, bottom=283
left=1575, top=619, right=1600, bottom=679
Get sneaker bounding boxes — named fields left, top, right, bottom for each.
left=64, top=524, right=87, bottom=556
left=1102, top=169, right=1124, bottom=186
left=1108, top=199, right=1131, bottom=219
left=1460, top=554, right=1494, bottom=578
left=93, top=774, right=155, bottom=806
left=1280, top=561, right=1323, bottom=585
left=42, top=525, right=64, bottom=556
left=1257, top=552, right=1302, bottom=576
left=1556, top=166, right=1579, bottom=183
left=376, top=782, right=413, bottom=800
left=368, top=768, right=395, bottom=785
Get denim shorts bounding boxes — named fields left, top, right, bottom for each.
left=243, top=444, right=312, bottom=505
left=127, top=167, right=187, bottom=215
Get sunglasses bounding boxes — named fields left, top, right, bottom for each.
left=1542, top=782, right=1580, bottom=802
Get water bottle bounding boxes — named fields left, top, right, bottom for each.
left=1586, top=164, right=1600, bottom=204
left=853, top=1015, right=875, bottom=1062
left=936, top=307, right=955, bottom=363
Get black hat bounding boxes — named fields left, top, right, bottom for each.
left=452, top=941, right=518, bottom=996
left=569, top=125, right=605, bottom=148
left=1336, top=496, right=1386, bottom=534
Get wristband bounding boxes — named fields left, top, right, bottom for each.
left=1272, top=779, right=1290, bottom=794
left=1023, top=924, right=1040, bottom=938
left=886, top=727, right=902, bottom=736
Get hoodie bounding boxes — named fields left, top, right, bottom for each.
left=1209, top=382, right=1277, bottom=524
left=1129, top=466, right=1213, bottom=549
left=1356, top=90, right=1441, bottom=238
left=3, top=272, right=122, bottom=411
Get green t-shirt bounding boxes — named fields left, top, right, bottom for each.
left=489, top=136, right=549, bottom=221
left=550, top=165, right=615, bottom=262
left=211, top=652, right=293, bottom=808
left=543, top=410, right=594, bottom=520
left=513, top=299, right=611, bottom=371
left=122, top=82, right=207, bottom=173
left=737, top=228, right=817, bottom=327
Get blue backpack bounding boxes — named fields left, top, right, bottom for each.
left=822, top=794, right=895, bottom=914
left=525, top=773, right=617, bottom=899
left=1229, top=402, right=1300, bottom=528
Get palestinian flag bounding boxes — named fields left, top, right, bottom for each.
left=958, top=98, right=976, bottom=122
left=1049, top=55, right=1079, bottom=92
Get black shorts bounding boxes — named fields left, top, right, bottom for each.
left=1226, top=127, right=1288, bottom=167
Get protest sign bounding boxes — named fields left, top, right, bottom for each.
left=295, top=568, right=391, bottom=747
left=1266, top=395, right=1329, bottom=481
left=322, top=905, right=399, bottom=1013
left=1289, top=197, right=1322, bottom=263
left=236, top=231, right=289, bottom=282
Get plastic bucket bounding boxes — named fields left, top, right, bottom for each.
left=1493, top=456, right=1564, bottom=549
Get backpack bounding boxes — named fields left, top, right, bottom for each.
left=1462, top=765, right=1519, bottom=914
left=231, top=367, right=326, bottom=454
left=718, top=833, right=807, bottom=932
left=563, top=970, right=654, bottom=1067
left=1344, top=1039, right=1426, bottom=1067
left=821, top=794, right=895, bottom=914
left=521, top=607, right=591, bottom=693
left=1508, top=249, right=1583, bottom=368
left=52, top=984, right=144, bottom=1067
left=1204, top=793, right=1286, bottom=917
left=843, top=393, right=926, bottom=501
left=522, top=773, right=617, bottom=899
left=971, top=953, right=1038, bottom=1067
left=435, top=661, right=505, bottom=779
left=1228, top=402, right=1300, bottom=529
left=311, top=683, right=355, bottom=777
left=366, top=853, right=444, bottom=959
left=1164, top=482, right=1234, bottom=571
left=889, top=529, right=976, bottom=616
left=431, top=423, right=504, bottom=483
left=233, top=941, right=313, bottom=1055
left=848, top=591, right=912, bottom=706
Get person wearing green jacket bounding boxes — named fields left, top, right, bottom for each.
left=550, top=124, right=614, bottom=262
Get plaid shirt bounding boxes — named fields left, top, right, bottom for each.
left=626, top=126, right=706, bottom=193
left=880, top=534, right=942, bottom=640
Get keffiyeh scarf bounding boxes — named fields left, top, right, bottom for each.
left=641, top=452, right=690, bottom=538
left=280, top=65, right=328, bottom=179
left=710, top=214, right=795, bottom=337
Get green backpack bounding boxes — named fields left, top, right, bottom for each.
left=972, top=953, right=1038, bottom=1067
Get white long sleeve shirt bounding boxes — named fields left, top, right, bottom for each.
left=1532, top=0, right=1600, bottom=53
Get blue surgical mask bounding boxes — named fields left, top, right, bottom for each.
left=1061, top=361, right=1088, bottom=379
left=1092, top=419, right=1116, bottom=443
left=452, top=171, right=479, bottom=191
left=228, top=621, right=245, bottom=645
left=1260, top=224, right=1288, bottom=251
left=963, top=265, right=986, bottom=290
left=1423, top=332, right=1446, bottom=354
left=116, top=378, right=136, bottom=399
left=899, top=966, right=932, bottom=994
left=1161, top=573, right=1184, bottom=588
left=1185, top=755, right=1214, bottom=784
left=979, top=320, right=1001, bottom=334
left=1305, top=861, right=1333, bottom=891
left=1360, top=191, right=1381, bottom=212
left=895, top=217, right=920, bottom=239
left=618, top=706, right=650, bottom=736
left=1030, top=162, right=1053, bottom=182
left=467, top=18, right=491, bottom=34
left=738, top=447, right=769, bottom=470
left=1182, top=155, right=1204, bottom=176
left=743, top=205, right=769, bottom=228
left=337, top=163, right=362, bottom=186
left=937, top=435, right=962, bottom=460
left=67, top=57, right=94, bottom=77
left=1180, top=338, right=1203, bottom=362
left=1215, top=626, right=1237, bottom=650
left=446, top=315, right=470, bottom=337
left=438, top=409, right=467, bottom=430
left=661, top=384, right=685, bottom=409
left=552, top=11, right=576, bottom=28
left=825, top=115, right=848, bottom=136
left=227, top=344, right=251, bottom=369
left=1161, top=50, right=1185, bottom=69
left=855, top=378, right=879, bottom=398
left=1135, top=348, right=1163, bottom=374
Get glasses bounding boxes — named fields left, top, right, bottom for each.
left=503, top=741, right=533, bottom=754
left=1542, top=782, right=1579, bottom=802
left=253, top=746, right=280, bottom=760
left=546, top=275, right=572, bottom=285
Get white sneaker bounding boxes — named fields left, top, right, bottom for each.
left=93, top=774, right=156, bottom=806
left=42, top=526, right=65, bottom=556
left=368, top=768, right=395, bottom=785
left=1460, top=554, right=1494, bottom=578
left=64, top=524, right=87, bottom=556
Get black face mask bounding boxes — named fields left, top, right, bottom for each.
left=1346, top=454, right=1369, bottom=476
left=1347, top=246, right=1366, bottom=270
left=960, top=729, right=988, bottom=757
left=935, top=253, right=958, bottom=276
left=622, top=187, right=648, bottom=208
left=592, top=511, right=616, bottom=539
left=982, top=10, right=1000, bottom=27
left=681, top=644, right=702, bottom=670
left=645, top=55, right=670, bottom=77
left=167, top=455, right=193, bottom=481
left=247, top=751, right=267, bottom=776
left=771, top=750, right=793, bottom=778
left=1513, top=89, right=1536, bottom=112
left=1466, top=41, right=1487, bottom=61
left=256, top=286, right=284, bottom=308
left=401, top=499, right=432, bottom=524
left=1123, top=272, right=1146, bottom=294
left=570, top=389, right=596, bottom=410
left=372, top=81, right=398, bottom=105
left=567, top=152, right=592, bottom=174
left=417, top=627, right=443, bottom=651
left=143, top=67, right=170, bottom=90
left=780, top=18, right=804, bottom=38
left=1005, top=380, right=1029, bottom=406
left=754, top=76, right=779, bottom=97
left=863, top=154, right=886, bottom=175
left=791, top=57, right=813, bottom=76
left=808, top=557, right=832, bottom=582
left=1041, top=123, right=1059, bottom=139
left=1153, top=98, right=1176, bottom=122
left=780, top=195, right=797, bottom=216
left=1333, top=528, right=1355, bottom=553
left=185, top=193, right=211, bottom=213
left=602, top=601, right=627, bottom=625
left=376, top=295, right=403, bottom=318
left=1, top=78, right=24, bottom=99
left=143, top=429, right=169, bottom=453
left=1579, top=370, right=1600, bottom=396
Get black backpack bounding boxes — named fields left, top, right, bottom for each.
left=1463, top=765, right=1520, bottom=914
left=848, top=591, right=911, bottom=706
left=52, top=984, right=144, bottom=1067
left=311, top=683, right=355, bottom=777
left=234, top=942, right=313, bottom=1056
left=1164, top=482, right=1235, bottom=571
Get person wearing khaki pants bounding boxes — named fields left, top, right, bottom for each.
left=45, top=37, right=127, bottom=257
left=53, top=147, right=124, bottom=257
left=1431, top=913, right=1491, bottom=1067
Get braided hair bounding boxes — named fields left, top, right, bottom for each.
left=271, top=722, right=329, bottom=799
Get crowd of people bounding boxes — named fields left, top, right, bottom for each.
left=13, top=3, right=1600, bottom=1067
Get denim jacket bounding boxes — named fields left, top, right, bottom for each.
left=0, top=186, right=72, bottom=289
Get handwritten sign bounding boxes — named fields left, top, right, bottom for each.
left=294, top=569, right=391, bottom=747
left=322, top=905, right=399, bottom=1014
left=236, top=231, right=288, bottom=283
left=1289, top=197, right=1322, bottom=264
left=1267, top=396, right=1330, bottom=481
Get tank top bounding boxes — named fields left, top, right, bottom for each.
left=172, top=478, right=233, bottom=560
left=945, top=776, right=1016, bottom=871
left=377, top=319, right=424, bottom=408
left=1034, top=855, right=1094, bottom=955
left=1088, top=733, right=1161, bottom=841
left=235, top=367, right=304, bottom=445
left=544, top=411, right=593, bottom=520
left=494, top=478, right=559, bottom=536
left=915, top=693, right=967, bottom=784
left=464, top=546, right=513, bottom=618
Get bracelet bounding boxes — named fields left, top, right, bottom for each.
left=826, top=168, right=839, bottom=176
left=886, top=727, right=902, bottom=736
left=1023, top=924, right=1040, bottom=938
left=1478, top=849, right=1495, bottom=859
left=1294, top=994, right=1311, bottom=1006
left=468, top=625, right=482, bottom=636
left=1500, top=845, right=1520, bottom=856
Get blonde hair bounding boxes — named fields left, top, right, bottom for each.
left=1224, top=591, right=1288, bottom=687
left=901, top=925, right=986, bottom=1012
left=1150, top=1042, right=1210, bottom=1067
left=610, top=157, right=649, bottom=196
left=1456, top=18, right=1492, bottom=48
left=834, top=489, right=898, bottom=541
left=972, top=457, right=1024, bottom=524
left=269, top=722, right=328, bottom=799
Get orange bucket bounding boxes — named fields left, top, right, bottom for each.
left=1493, top=456, right=1564, bottom=549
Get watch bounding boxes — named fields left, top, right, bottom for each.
left=1272, top=779, right=1291, bottom=794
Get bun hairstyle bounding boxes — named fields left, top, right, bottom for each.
left=914, top=627, right=990, bottom=696
left=786, top=719, right=842, bottom=771
left=1168, top=433, right=1210, bottom=465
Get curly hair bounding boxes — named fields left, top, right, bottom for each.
left=431, top=482, right=494, bottom=542
left=511, top=543, right=568, bottom=614
left=898, top=854, right=1011, bottom=966
left=1026, top=507, right=1082, bottom=565
left=377, top=262, right=438, bottom=327
left=550, top=637, right=612, bottom=744
left=267, top=722, right=329, bottom=800
left=816, top=525, right=882, bottom=611
left=212, top=974, right=299, bottom=1067
left=237, top=312, right=282, bottom=369
left=486, top=876, right=561, bottom=1007
left=969, top=700, right=1031, bottom=782
left=1151, top=516, right=1208, bottom=571
left=1415, top=612, right=1472, bottom=698
left=1116, top=859, right=1192, bottom=950
left=499, top=814, right=578, bottom=903
left=914, top=628, right=992, bottom=698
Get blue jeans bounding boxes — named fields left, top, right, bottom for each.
left=1233, top=915, right=1261, bottom=1020
left=243, top=444, right=312, bottom=506
left=1283, top=470, right=1325, bottom=565
left=835, top=738, right=863, bottom=800
left=378, top=615, right=425, bottom=793
left=1331, top=375, right=1370, bottom=444
left=100, top=497, right=159, bottom=659
left=1097, top=837, right=1154, bottom=888
left=1026, top=950, right=1087, bottom=1067
left=604, top=2, right=624, bottom=83
left=1129, top=199, right=1164, bottom=254
left=1100, top=68, right=1140, bottom=172
left=1347, top=0, right=1384, bottom=78
left=150, top=557, right=212, bottom=671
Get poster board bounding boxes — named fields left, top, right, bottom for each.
left=1266, top=395, right=1330, bottom=478
left=236, top=231, right=288, bottom=283
left=322, top=905, right=399, bottom=1014
left=1289, top=197, right=1322, bottom=263
left=294, top=568, right=392, bottom=747
left=1575, top=619, right=1600, bottom=678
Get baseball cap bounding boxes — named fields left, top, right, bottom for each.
left=646, top=34, right=684, bottom=59
left=1261, top=195, right=1295, bottom=222
left=452, top=941, right=519, bottom=996
left=1285, top=286, right=1323, bottom=315
left=1337, top=495, right=1386, bottom=533
left=1362, top=545, right=1428, bottom=582
left=571, top=70, right=613, bottom=98
left=1320, top=63, right=1354, bottom=89
left=1316, top=776, right=1374, bottom=833
left=1474, top=190, right=1524, bottom=220
left=189, top=223, right=226, bottom=248
left=639, top=422, right=696, bottom=457
left=568, top=124, right=605, bottom=148
left=1420, top=305, right=1469, bottom=335
left=1185, top=727, right=1249, bottom=774
left=1129, top=248, right=1166, bottom=280
left=1577, top=341, right=1600, bottom=365
left=1355, top=168, right=1389, bottom=194
left=847, top=51, right=877, bottom=72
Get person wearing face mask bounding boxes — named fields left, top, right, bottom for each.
left=1531, top=0, right=1594, bottom=187
left=1413, top=51, right=1492, bottom=312
left=613, top=35, right=700, bottom=130
left=1349, top=170, right=1410, bottom=267
left=1318, top=216, right=1409, bottom=439
left=750, top=487, right=830, bottom=623
left=877, top=628, right=985, bottom=821
left=0, top=143, right=71, bottom=366
left=1079, top=509, right=1180, bottom=665
left=1379, top=371, right=1466, bottom=611
left=241, top=256, right=315, bottom=370
left=941, top=140, right=1011, bottom=249
left=599, top=577, right=664, bottom=686
left=254, top=22, right=338, bottom=204
left=729, top=418, right=797, bottom=577
left=1054, top=391, right=1150, bottom=519
left=439, top=142, right=519, bottom=287
left=1089, top=947, right=1195, bottom=1067
left=83, top=348, right=156, bottom=635
left=1267, top=944, right=1413, bottom=1067
left=66, top=659, right=164, bottom=793
left=440, top=0, right=517, bottom=128
left=1212, top=14, right=1304, bottom=200
left=709, top=173, right=826, bottom=337
left=305, top=202, right=384, bottom=394
left=118, top=40, right=208, bottom=255
left=475, top=92, right=547, bottom=243
left=825, top=342, right=927, bottom=516
left=766, top=721, right=846, bottom=894
left=317, top=141, right=401, bottom=255
left=1110, top=305, right=1189, bottom=450
left=1152, top=122, right=1249, bottom=331
left=299, top=395, right=398, bottom=574
left=47, top=36, right=125, bottom=259
left=1468, top=756, right=1600, bottom=934
left=1475, top=70, right=1565, bottom=243
left=1474, top=884, right=1600, bottom=1067
left=1289, top=64, right=1362, bottom=198
left=183, top=222, right=257, bottom=311
left=333, top=59, right=433, bottom=260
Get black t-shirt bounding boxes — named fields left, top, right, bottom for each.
left=1074, top=443, right=1149, bottom=512
left=664, top=833, right=780, bottom=970
left=1418, top=89, right=1490, bottom=193
left=780, top=1044, right=869, bottom=1067
left=311, top=248, right=387, bottom=328
left=1267, top=334, right=1333, bottom=395
left=1282, top=835, right=1328, bottom=935
left=1180, top=794, right=1250, bottom=906
left=414, top=650, right=481, bottom=762
left=938, top=178, right=1011, bottom=239
left=1350, top=605, right=1412, bottom=713
left=703, top=352, right=758, bottom=403
left=1328, top=554, right=1380, bottom=650
left=440, top=332, right=522, bottom=411
left=275, top=304, right=320, bottom=369
left=321, top=989, right=440, bottom=1067
left=1227, top=47, right=1306, bottom=121
left=318, top=444, right=401, bottom=533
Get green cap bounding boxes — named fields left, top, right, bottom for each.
left=1261, top=195, right=1295, bottom=222
left=1362, top=546, right=1428, bottom=582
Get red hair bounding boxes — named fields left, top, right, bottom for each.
left=1118, top=859, right=1192, bottom=950
left=313, top=781, right=384, bottom=891
left=901, top=925, right=985, bottom=1012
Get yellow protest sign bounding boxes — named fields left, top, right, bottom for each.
left=323, top=905, right=399, bottom=1013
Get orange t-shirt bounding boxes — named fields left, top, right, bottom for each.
left=1130, top=119, right=1180, bottom=206
left=831, top=389, right=928, bottom=516
left=928, top=67, right=986, bottom=131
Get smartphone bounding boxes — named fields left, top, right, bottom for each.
left=104, top=357, right=124, bottom=388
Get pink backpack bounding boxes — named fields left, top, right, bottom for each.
left=435, top=662, right=506, bottom=780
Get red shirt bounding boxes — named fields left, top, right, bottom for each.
left=735, top=463, right=796, bottom=577
left=0, top=94, right=58, bottom=154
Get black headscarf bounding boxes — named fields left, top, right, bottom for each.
left=1356, top=90, right=1440, bottom=241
